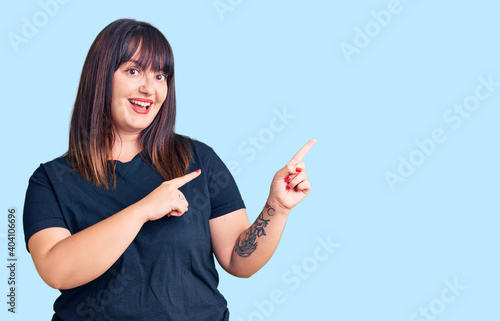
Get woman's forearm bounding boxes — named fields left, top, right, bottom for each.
left=39, top=203, right=147, bottom=290
left=229, top=201, right=290, bottom=277
left=34, top=170, right=199, bottom=290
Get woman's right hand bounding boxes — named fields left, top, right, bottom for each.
left=27, top=169, right=202, bottom=290
left=135, top=169, right=202, bottom=222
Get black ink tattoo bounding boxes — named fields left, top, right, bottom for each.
left=235, top=203, right=275, bottom=257
left=265, top=203, right=275, bottom=216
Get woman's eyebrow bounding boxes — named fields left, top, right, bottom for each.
left=127, top=60, right=160, bottom=71
left=124, top=60, right=141, bottom=66
left=125, top=59, right=166, bottom=73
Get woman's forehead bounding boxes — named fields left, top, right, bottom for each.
left=122, top=47, right=166, bottom=72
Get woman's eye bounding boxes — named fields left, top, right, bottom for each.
left=156, top=74, right=167, bottom=81
left=126, top=68, right=139, bottom=75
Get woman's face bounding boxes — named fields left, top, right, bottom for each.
left=111, top=55, right=168, bottom=137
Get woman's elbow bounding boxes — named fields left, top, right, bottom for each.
left=234, top=271, right=256, bottom=278
left=35, top=263, right=73, bottom=290
left=225, top=264, right=260, bottom=278
left=39, top=271, right=65, bottom=289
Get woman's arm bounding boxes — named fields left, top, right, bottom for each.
left=28, top=170, right=201, bottom=290
left=210, top=139, right=316, bottom=277
left=29, top=206, right=146, bottom=290
left=210, top=203, right=290, bottom=278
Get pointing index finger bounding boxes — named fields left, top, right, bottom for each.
left=172, top=169, right=201, bottom=188
left=288, top=138, right=317, bottom=165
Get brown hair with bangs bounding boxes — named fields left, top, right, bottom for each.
left=68, top=18, right=192, bottom=188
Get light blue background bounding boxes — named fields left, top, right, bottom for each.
left=1, top=0, right=499, bottom=320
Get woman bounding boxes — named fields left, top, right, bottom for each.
left=23, top=18, right=316, bottom=320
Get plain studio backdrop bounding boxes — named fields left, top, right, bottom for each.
left=1, top=0, right=499, bottom=320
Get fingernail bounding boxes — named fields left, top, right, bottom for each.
left=294, top=187, right=298, bottom=192
left=295, top=167, right=302, bottom=173
left=167, top=214, right=172, bottom=217
left=285, top=176, right=292, bottom=182
left=286, top=185, right=291, bottom=190
left=196, top=169, right=201, bottom=173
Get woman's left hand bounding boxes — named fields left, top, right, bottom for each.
left=268, top=138, right=317, bottom=212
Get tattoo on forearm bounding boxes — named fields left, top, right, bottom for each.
left=265, top=203, right=275, bottom=217
left=235, top=203, right=275, bottom=258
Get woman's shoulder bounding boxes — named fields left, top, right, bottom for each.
left=40, top=154, right=71, bottom=170
left=176, top=136, right=226, bottom=173
left=177, top=135, right=216, bottom=155
left=29, top=154, right=72, bottom=181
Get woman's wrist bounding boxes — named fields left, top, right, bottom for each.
left=265, top=198, right=291, bottom=216
left=126, top=202, right=149, bottom=225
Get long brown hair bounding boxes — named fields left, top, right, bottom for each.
left=68, top=18, right=192, bottom=189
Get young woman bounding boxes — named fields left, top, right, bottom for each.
left=23, top=18, right=316, bottom=320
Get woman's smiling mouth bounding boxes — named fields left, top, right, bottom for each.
left=128, top=98, right=153, bottom=114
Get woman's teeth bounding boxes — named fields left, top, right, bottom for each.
left=129, top=99, right=151, bottom=108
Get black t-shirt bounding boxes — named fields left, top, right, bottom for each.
left=23, top=139, right=245, bottom=321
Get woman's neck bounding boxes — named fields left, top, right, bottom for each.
left=111, top=133, right=142, bottom=162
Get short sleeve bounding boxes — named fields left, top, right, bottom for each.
left=202, top=144, right=246, bottom=219
left=23, top=165, right=68, bottom=252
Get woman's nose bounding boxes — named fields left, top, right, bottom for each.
left=139, top=74, right=155, bottom=96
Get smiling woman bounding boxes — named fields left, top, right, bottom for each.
left=22, top=18, right=316, bottom=321
left=68, top=19, right=188, bottom=189
left=110, top=55, right=168, bottom=161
